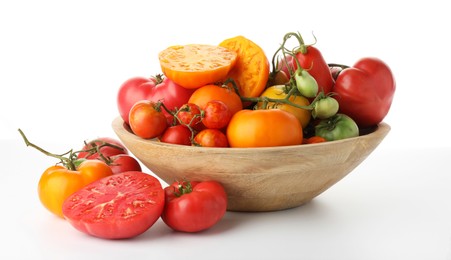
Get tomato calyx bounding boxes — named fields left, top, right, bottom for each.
left=173, top=180, right=194, bottom=197
left=151, top=73, right=165, bottom=85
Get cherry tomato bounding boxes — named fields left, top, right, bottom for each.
left=227, top=109, right=304, bottom=147
left=160, top=125, right=192, bottom=146
left=129, top=100, right=168, bottom=139
left=62, top=171, right=165, bottom=239
left=194, top=129, right=229, bottom=147
left=77, top=137, right=127, bottom=159
left=108, top=154, right=142, bottom=174
left=117, top=75, right=193, bottom=124
left=161, top=180, right=227, bottom=233
left=258, top=85, right=311, bottom=129
left=175, top=103, right=203, bottom=129
left=202, top=100, right=232, bottom=129
left=38, top=160, right=113, bottom=218
left=188, top=84, right=243, bottom=116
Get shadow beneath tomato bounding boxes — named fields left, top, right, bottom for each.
left=128, top=199, right=333, bottom=241
left=202, top=199, right=333, bottom=236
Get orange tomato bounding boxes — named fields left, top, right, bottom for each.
left=158, top=44, right=237, bottom=89
left=303, top=136, right=327, bottom=144
left=258, top=85, right=311, bottom=129
left=188, top=84, right=243, bottom=116
left=226, top=109, right=303, bottom=148
left=38, top=160, right=113, bottom=218
left=219, top=36, right=270, bottom=98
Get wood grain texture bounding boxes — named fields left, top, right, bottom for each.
left=112, top=117, right=390, bottom=212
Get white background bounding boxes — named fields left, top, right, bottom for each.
left=1, top=0, right=450, bottom=259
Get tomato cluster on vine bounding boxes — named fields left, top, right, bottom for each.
left=118, top=31, right=396, bottom=148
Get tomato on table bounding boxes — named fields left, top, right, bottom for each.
left=161, top=180, right=227, bottom=233
left=62, top=171, right=165, bottom=239
left=227, top=109, right=304, bottom=148
left=77, top=137, right=128, bottom=159
left=108, top=154, right=142, bottom=174
left=158, top=44, right=237, bottom=89
left=38, top=160, right=113, bottom=218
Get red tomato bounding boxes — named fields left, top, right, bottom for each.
left=279, top=46, right=334, bottom=95
left=108, top=154, right=142, bottom=174
left=194, top=129, right=229, bottom=147
left=333, top=57, right=396, bottom=127
left=227, top=109, right=304, bottom=148
left=129, top=100, right=168, bottom=139
left=160, top=125, right=192, bottom=146
left=117, top=75, right=194, bottom=124
left=161, top=180, right=227, bottom=233
left=175, top=103, right=203, bottom=129
left=77, top=137, right=127, bottom=159
left=202, top=100, right=232, bottom=129
left=62, top=171, right=165, bottom=239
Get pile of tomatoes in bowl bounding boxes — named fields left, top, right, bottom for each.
left=116, top=32, right=396, bottom=148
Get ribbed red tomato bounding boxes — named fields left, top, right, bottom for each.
left=62, top=171, right=165, bottom=239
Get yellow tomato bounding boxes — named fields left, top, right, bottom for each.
left=258, top=85, right=311, bottom=129
left=38, top=160, right=113, bottom=218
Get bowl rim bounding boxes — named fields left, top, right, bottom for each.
left=112, top=116, right=391, bottom=152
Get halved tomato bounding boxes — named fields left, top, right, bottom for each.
left=62, top=171, right=165, bottom=239
left=158, top=44, right=237, bottom=89
left=219, top=36, right=270, bottom=98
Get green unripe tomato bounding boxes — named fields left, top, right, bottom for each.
left=315, top=113, right=359, bottom=141
left=295, top=69, right=318, bottom=98
left=312, top=96, right=339, bottom=119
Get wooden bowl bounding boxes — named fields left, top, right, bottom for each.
left=112, top=117, right=390, bottom=212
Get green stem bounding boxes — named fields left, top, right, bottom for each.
left=18, top=129, right=76, bottom=170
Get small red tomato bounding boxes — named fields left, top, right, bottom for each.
left=77, top=137, right=127, bottom=159
left=161, top=180, right=227, bottom=233
left=202, top=100, right=232, bottom=129
left=160, top=125, right=192, bottom=146
left=176, top=103, right=203, bottom=129
left=129, top=100, right=168, bottom=139
left=108, top=154, right=142, bottom=174
left=194, top=129, right=229, bottom=147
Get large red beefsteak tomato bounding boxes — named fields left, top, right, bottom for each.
left=333, top=57, right=396, bottom=127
